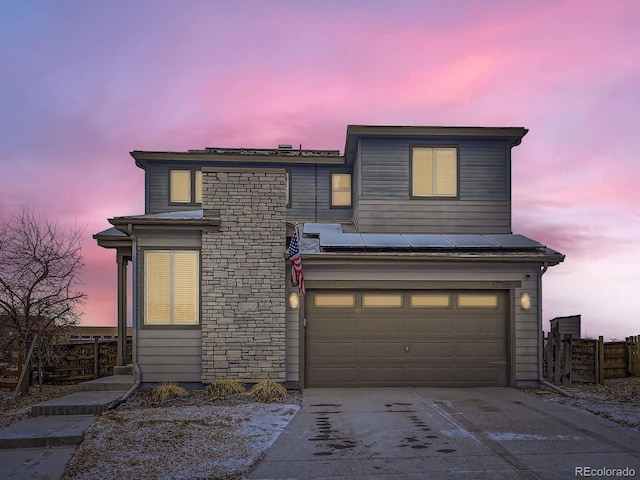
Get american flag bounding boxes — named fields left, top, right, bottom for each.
left=288, top=229, right=305, bottom=294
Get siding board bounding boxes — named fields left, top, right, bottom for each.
left=137, top=328, right=202, bottom=383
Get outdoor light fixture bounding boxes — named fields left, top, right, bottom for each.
left=289, top=292, right=299, bottom=309
left=520, top=292, right=531, bottom=311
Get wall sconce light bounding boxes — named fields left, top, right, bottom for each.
left=289, top=292, right=299, bottom=310
left=520, top=292, right=531, bottom=311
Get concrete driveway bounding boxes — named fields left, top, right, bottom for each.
left=247, top=387, right=640, bottom=479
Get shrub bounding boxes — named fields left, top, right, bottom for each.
left=149, top=383, right=189, bottom=403
left=249, top=378, right=288, bottom=403
left=207, top=379, right=247, bottom=400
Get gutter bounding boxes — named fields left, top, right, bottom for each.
left=538, top=261, right=551, bottom=390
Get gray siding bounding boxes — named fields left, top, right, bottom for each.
left=353, top=137, right=512, bottom=233
left=354, top=199, right=510, bottom=234
left=146, top=161, right=352, bottom=224
left=302, top=261, right=542, bottom=385
left=137, top=329, right=202, bottom=383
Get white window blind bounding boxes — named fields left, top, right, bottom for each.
left=331, top=173, right=352, bottom=207
left=195, top=170, right=203, bottom=204
left=412, top=147, right=457, bottom=197
left=170, top=170, right=192, bottom=203
left=145, top=251, right=199, bottom=325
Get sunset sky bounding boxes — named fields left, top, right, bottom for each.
left=1, top=1, right=639, bottom=340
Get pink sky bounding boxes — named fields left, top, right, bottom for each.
left=1, top=0, right=639, bottom=340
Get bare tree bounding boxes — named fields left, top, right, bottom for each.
left=0, top=206, right=86, bottom=395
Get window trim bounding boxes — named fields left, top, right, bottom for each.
left=409, top=145, right=460, bottom=200
left=142, top=248, right=201, bottom=329
left=168, top=168, right=202, bottom=206
left=285, top=169, right=292, bottom=208
left=330, top=171, right=352, bottom=208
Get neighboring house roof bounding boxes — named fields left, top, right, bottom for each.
left=300, top=223, right=564, bottom=264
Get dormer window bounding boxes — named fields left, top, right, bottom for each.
left=170, top=169, right=202, bottom=204
left=411, top=147, right=458, bottom=197
left=331, top=173, right=352, bottom=208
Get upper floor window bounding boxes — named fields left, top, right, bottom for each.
left=331, top=173, right=352, bottom=207
left=411, top=147, right=457, bottom=197
left=170, top=169, right=202, bottom=204
left=144, top=250, right=200, bottom=326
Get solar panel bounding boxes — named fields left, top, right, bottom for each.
left=303, top=223, right=343, bottom=236
left=442, top=235, right=499, bottom=248
left=402, top=234, right=455, bottom=248
left=484, top=234, right=543, bottom=249
left=361, top=234, right=409, bottom=248
left=319, top=232, right=365, bottom=248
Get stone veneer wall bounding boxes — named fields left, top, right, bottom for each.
left=201, top=168, right=286, bottom=383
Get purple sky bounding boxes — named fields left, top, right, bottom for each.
left=1, top=1, right=639, bottom=340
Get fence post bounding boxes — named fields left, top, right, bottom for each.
left=598, top=336, right=604, bottom=383
left=563, top=334, right=572, bottom=386
left=93, top=339, right=99, bottom=379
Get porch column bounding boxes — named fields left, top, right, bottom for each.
left=116, top=250, right=130, bottom=367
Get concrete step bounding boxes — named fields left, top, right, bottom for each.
left=0, top=415, right=95, bottom=449
left=31, top=390, right=126, bottom=416
left=114, top=365, right=134, bottom=375
left=78, top=374, right=135, bottom=392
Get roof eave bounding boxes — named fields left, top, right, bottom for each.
left=108, top=217, right=220, bottom=233
left=301, top=251, right=564, bottom=266
left=131, top=150, right=345, bottom=169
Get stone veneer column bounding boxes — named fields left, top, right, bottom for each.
left=201, top=168, right=286, bottom=383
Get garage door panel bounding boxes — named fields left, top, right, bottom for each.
left=406, top=317, right=452, bottom=335
left=359, top=317, right=402, bottom=335
left=359, top=342, right=405, bottom=359
left=306, top=290, right=508, bottom=387
left=307, top=341, right=357, bottom=360
left=309, top=317, right=357, bottom=335
left=406, top=342, right=453, bottom=359
left=455, top=340, right=504, bottom=360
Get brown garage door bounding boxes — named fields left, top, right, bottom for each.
left=306, top=290, right=508, bottom=387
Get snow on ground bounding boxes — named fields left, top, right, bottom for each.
left=62, top=403, right=299, bottom=480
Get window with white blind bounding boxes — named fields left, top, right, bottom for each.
left=411, top=147, right=458, bottom=197
left=331, top=173, right=352, bottom=207
left=170, top=169, right=202, bottom=204
left=144, top=250, right=199, bottom=325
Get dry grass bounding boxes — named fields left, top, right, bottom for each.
left=207, top=378, right=247, bottom=400
left=249, top=378, right=288, bottom=403
left=148, top=383, right=189, bottom=403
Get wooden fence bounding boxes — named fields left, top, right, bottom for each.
left=544, top=333, right=640, bottom=386
left=0, top=339, right=132, bottom=388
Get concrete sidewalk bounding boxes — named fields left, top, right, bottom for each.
left=247, top=387, right=640, bottom=479
left=0, top=375, right=135, bottom=479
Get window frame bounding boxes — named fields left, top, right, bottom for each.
left=285, top=169, right=292, bottom=208
left=409, top=145, right=460, bottom=199
left=169, top=168, right=202, bottom=205
left=142, top=248, right=201, bottom=328
left=330, top=171, right=352, bottom=208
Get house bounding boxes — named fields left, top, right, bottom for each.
left=94, top=125, right=564, bottom=388
left=549, top=315, right=581, bottom=339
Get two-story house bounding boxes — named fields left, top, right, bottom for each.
left=94, top=125, right=564, bottom=389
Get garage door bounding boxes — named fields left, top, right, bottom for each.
left=306, top=290, right=508, bottom=387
